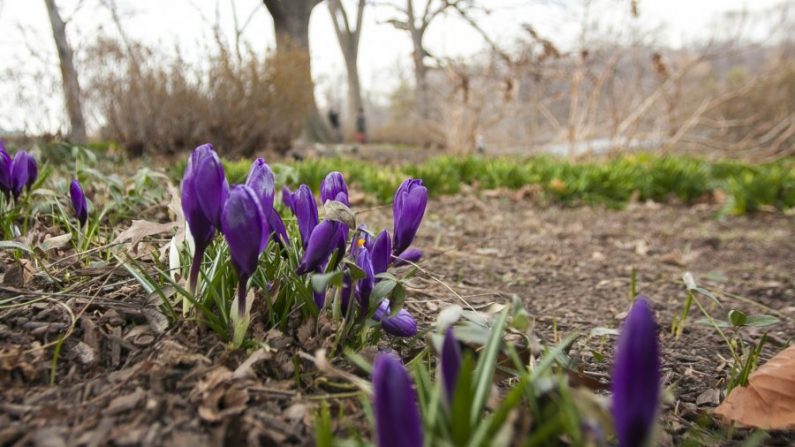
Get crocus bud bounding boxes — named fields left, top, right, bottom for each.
left=611, top=296, right=661, bottom=447
left=372, top=353, right=423, bottom=447
left=69, top=179, right=88, bottom=227
left=297, top=220, right=341, bottom=274
left=373, top=300, right=418, bottom=337
left=0, top=141, right=11, bottom=195
left=320, top=171, right=349, bottom=206
left=370, top=230, right=392, bottom=274
left=222, top=185, right=269, bottom=278
left=356, top=247, right=374, bottom=315
left=10, top=150, right=33, bottom=200
left=221, top=185, right=269, bottom=318
left=393, top=248, right=423, bottom=267
left=245, top=158, right=275, bottom=216
left=392, top=178, right=428, bottom=256
left=441, top=327, right=462, bottom=403
left=291, top=185, right=318, bottom=249
left=187, top=144, right=228, bottom=226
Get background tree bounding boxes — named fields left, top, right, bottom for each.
left=262, top=0, right=333, bottom=143
left=327, top=0, right=366, bottom=139
left=384, top=0, right=474, bottom=122
left=43, top=0, right=86, bottom=143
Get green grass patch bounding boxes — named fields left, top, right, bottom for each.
left=171, top=154, right=795, bottom=215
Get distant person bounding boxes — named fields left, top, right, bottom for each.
left=476, top=134, right=486, bottom=154
left=327, top=108, right=342, bottom=143
left=355, top=107, right=367, bottom=144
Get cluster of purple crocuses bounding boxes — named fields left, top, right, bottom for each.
left=180, top=144, right=427, bottom=339
left=0, top=141, right=38, bottom=202
left=371, top=296, right=661, bottom=447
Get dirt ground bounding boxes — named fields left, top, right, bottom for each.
left=1, top=189, right=794, bottom=446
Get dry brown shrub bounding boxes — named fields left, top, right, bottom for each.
left=83, top=38, right=312, bottom=157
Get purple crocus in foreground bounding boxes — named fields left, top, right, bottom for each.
left=611, top=296, right=661, bottom=447
left=69, top=179, right=88, bottom=227
left=392, top=178, right=428, bottom=257
left=245, top=158, right=275, bottom=216
left=320, top=171, right=349, bottom=205
left=373, top=300, right=418, bottom=337
left=221, top=185, right=269, bottom=318
left=0, top=141, right=12, bottom=196
left=296, top=219, right=341, bottom=274
left=181, top=144, right=229, bottom=294
left=441, top=327, right=462, bottom=404
left=372, top=353, right=423, bottom=447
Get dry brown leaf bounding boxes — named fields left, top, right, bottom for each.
left=113, top=220, right=178, bottom=246
left=715, top=345, right=795, bottom=429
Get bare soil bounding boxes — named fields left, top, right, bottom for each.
left=2, top=190, right=794, bottom=446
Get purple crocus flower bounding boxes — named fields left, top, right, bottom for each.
left=441, top=327, right=462, bottom=403
left=320, top=171, right=349, bottom=206
left=10, top=150, right=34, bottom=200
left=350, top=225, right=371, bottom=259
left=372, top=353, right=423, bottom=447
left=0, top=141, right=11, bottom=196
left=392, top=179, right=428, bottom=257
left=356, top=247, right=375, bottom=316
left=611, top=296, right=661, bottom=447
left=181, top=144, right=229, bottom=294
left=187, top=144, right=228, bottom=227
left=290, top=185, right=319, bottom=249
left=394, top=248, right=423, bottom=267
left=69, top=179, right=88, bottom=227
left=296, top=219, right=341, bottom=274
left=370, top=230, right=392, bottom=275
left=221, top=185, right=269, bottom=317
left=373, top=300, right=418, bottom=337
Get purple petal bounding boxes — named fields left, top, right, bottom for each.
left=373, top=300, right=418, bottom=337
left=372, top=353, right=423, bottom=447
left=221, top=185, right=268, bottom=279
left=393, top=248, right=423, bottom=267
left=245, top=158, right=275, bottom=214
left=370, top=230, right=392, bottom=274
left=611, top=296, right=660, bottom=447
left=441, top=327, right=462, bottom=403
left=0, top=142, right=12, bottom=193
left=297, top=220, right=341, bottom=274
left=282, top=185, right=294, bottom=210
left=356, top=248, right=374, bottom=314
left=267, top=208, right=289, bottom=246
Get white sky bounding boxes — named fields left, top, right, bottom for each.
left=0, top=0, right=786, bottom=132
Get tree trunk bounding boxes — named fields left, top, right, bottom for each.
left=328, top=0, right=366, bottom=139
left=412, top=42, right=430, bottom=121
left=344, top=52, right=364, bottom=138
left=264, top=0, right=332, bottom=143
left=44, top=0, right=87, bottom=144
